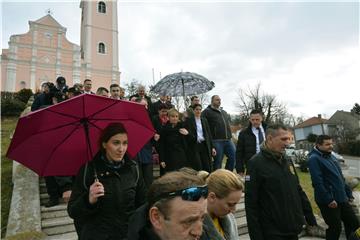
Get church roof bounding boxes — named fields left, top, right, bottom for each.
left=31, top=14, right=65, bottom=29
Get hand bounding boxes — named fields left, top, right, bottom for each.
left=160, top=161, right=166, bottom=168
left=62, top=190, right=72, bottom=203
left=238, top=172, right=245, bottom=177
left=328, top=200, right=337, bottom=208
left=154, top=133, right=160, bottom=141
left=179, top=128, right=188, bottom=135
left=211, top=148, right=216, bottom=156
left=89, top=180, right=104, bottom=204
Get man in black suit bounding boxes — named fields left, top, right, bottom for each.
left=236, top=109, right=266, bottom=176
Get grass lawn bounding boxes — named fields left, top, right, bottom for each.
left=297, top=169, right=360, bottom=216
left=297, top=170, right=320, bottom=215
left=1, top=117, right=18, bottom=238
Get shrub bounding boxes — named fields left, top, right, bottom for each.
left=349, top=141, right=360, bottom=156
left=338, top=140, right=360, bottom=156
left=15, top=89, right=33, bottom=104
left=1, top=99, right=26, bottom=117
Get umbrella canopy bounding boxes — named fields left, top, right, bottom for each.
left=150, top=72, right=215, bottom=98
left=6, top=94, right=155, bottom=176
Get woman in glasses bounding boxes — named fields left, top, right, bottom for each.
left=200, top=169, right=243, bottom=240
left=68, top=123, right=146, bottom=240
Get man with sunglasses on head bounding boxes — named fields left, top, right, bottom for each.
left=128, top=171, right=208, bottom=240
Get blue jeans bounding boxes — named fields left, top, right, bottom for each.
left=212, top=140, right=236, bottom=171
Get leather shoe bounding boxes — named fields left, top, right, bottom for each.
left=45, top=198, right=59, bottom=208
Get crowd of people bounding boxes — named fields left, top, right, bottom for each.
left=30, top=76, right=359, bottom=240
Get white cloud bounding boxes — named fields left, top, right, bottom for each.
left=2, top=1, right=359, bottom=118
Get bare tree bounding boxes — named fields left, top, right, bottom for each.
left=172, top=96, right=185, bottom=111
left=124, top=79, right=140, bottom=98
left=234, top=83, right=289, bottom=124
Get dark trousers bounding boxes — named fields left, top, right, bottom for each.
left=45, top=176, right=61, bottom=200
left=139, top=163, right=153, bottom=189
left=319, top=202, right=359, bottom=240
left=190, top=141, right=211, bottom=172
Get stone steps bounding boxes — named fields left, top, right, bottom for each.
left=40, top=178, right=77, bottom=240
left=39, top=167, right=249, bottom=239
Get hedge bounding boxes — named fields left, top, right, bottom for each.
left=1, top=90, right=33, bottom=117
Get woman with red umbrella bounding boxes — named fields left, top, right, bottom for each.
left=67, top=122, right=146, bottom=240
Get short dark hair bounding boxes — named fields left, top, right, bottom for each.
left=84, top=79, right=92, bottom=83
left=250, top=109, right=263, bottom=115
left=148, top=171, right=204, bottom=218
left=99, top=123, right=127, bottom=149
left=316, top=135, right=332, bottom=145
left=158, top=103, right=170, bottom=111
left=191, top=96, right=199, bottom=101
left=211, top=95, right=219, bottom=102
left=265, top=124, right=288, bottom=137
left=110, top=83, right=120, bottom=89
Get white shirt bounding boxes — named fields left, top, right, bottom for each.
left=195, top=118, right=205, bottom=143
left=252, top=125, right=265, bottom=153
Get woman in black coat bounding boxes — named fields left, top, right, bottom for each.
left=159, top=108, right=190, bottom=173
left=185, top=103, right=216, bottom=172
left=67, top=123, right=146, bottom=240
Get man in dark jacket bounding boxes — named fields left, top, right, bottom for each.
left=245, top=124, right=317, bottom=240
left=201, top=95, right=235, bottom=171
left=129, top=85, right=153, bottom=111
left=236, top=109, right=266, bottom=175
left=127, top=171, right=207, bottom=240
left=31, top=82, right=52, bottom=111
left=308, top=135, right=359, bottom=240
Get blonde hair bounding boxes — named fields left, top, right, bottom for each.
left=167, top=108, right=179, bottom=117
left=206, top=169, right=243, bottom=199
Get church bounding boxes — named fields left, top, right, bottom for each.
left=1, top=0, right=120, bottom=92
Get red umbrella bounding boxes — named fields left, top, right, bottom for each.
left=6, top=94, right=155, bottom=176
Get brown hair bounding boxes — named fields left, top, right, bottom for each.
left=98, top=123, right=127, bottom=150
left=148, top=171, right=204, bottom=218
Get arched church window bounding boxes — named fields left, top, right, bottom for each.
left=98, top=1, right=106, bottom=13
left=98, top=42, right=106, bottom=54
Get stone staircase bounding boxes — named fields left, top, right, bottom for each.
left=39, top=167, right=248, bottom=239
left=40, top=180, right=77, bottom=240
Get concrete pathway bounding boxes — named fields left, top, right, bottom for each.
left=343, top=155, right=360, bottom=177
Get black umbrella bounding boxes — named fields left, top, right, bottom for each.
left=150, top=72, right=215, bottom=102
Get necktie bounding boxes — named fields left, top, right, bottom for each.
left=257, top=127, right=264, bottom=144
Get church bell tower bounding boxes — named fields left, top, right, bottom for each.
left=80, top=0, right=120, bottom=87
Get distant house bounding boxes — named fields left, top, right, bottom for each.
left=294, top=114, right=328, bottom=150
left=327, top=110, right=360, bottom=142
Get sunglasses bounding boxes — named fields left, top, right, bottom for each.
left=156, top=185, right=208, bottom=202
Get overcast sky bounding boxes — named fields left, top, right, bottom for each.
left=1, top=1, right=359, bottom=118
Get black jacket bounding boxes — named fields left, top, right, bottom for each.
left=184, top=116, right=214, bottom=170
left=67, top=152, right=146, bottom=240
left=127, top=204, right=161, bottom=240
left=245, top=146, right=316, bottom=240
left=236, top=124, right=266, bottom=173
left=159, top=122, right=190, bottom=172
left=201, top=105, right=232, bottom=140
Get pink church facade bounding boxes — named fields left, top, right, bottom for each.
left=1, top=0, right=120, bottom=92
